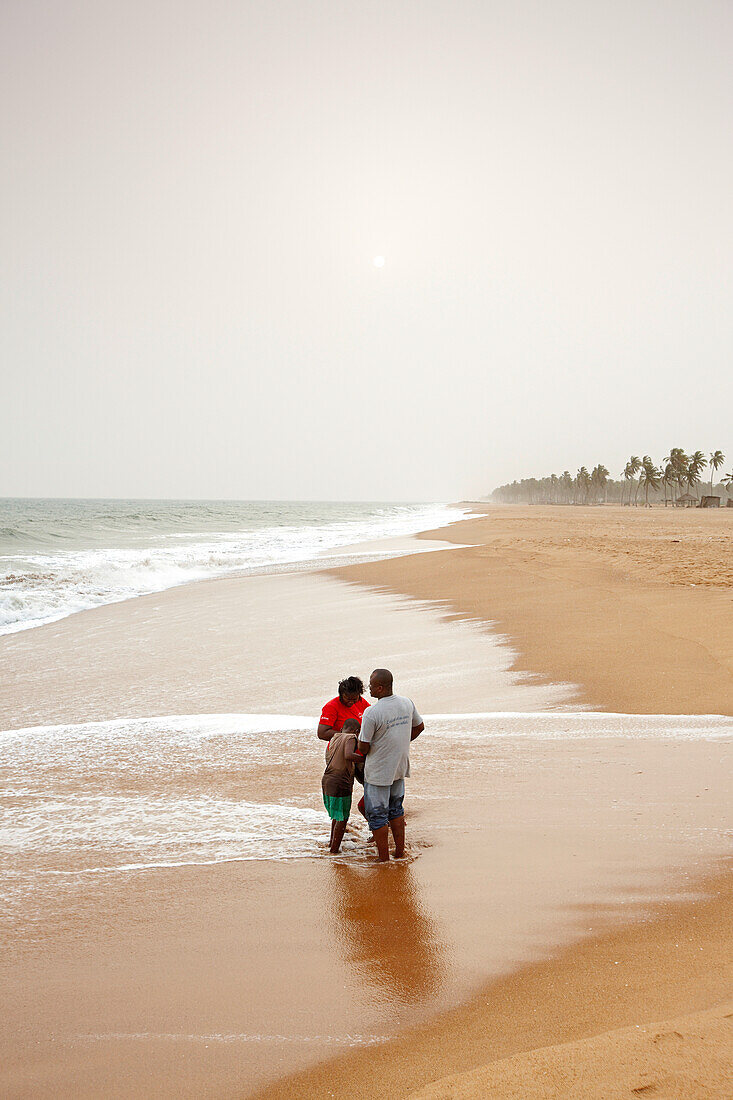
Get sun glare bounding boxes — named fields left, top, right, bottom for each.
left=372, top=255, right=385, bottom=267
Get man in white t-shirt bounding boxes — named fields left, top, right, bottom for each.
left=357, top=668, right=424, bottom=862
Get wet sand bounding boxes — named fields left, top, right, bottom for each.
left=252, top=868, right=733, bottom=1100
left=4, top=716, right=731, bottom=1098
left=2, top=508, right=732, bottom=1098
left=0, top=563, right=569, bottom=731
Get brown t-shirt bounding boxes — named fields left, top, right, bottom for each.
left=322, top=730, right=357, bottom=798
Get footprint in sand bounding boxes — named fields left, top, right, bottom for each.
left=651, top=1029, right=685, bottom=1053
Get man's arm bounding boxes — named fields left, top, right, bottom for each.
left=410, top=721, right=424, bottom=741
left=357, top=710, right=374, bottom=757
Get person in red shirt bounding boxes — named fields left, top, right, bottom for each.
left=317, top=676, right=370, bottom=740
left=318, top=676, right=370, bottom=823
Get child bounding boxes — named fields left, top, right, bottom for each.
left=321, top=718, right=363, bottom=853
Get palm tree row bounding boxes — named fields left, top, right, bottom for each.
left=492, top=448, right=730, bottom=506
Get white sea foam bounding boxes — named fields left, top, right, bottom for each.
left=5, top=709, right=728, bottom=749
left=1, top=709, right=730, bottom=926
left=0, top=501, right=466, bottom=634
left=2, top=794, right=329, bottom=867
left=71, top=1031, right=386, bottom=1046
left=424, top=712, right=733, bottom=739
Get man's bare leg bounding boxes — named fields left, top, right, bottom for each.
left=330, top=820, right=347, bottom=854
left=372, top=824, right=390, bottom=862
left=389, top=814, right=405, bottom=858
left=357, top=796, right=374, bottom=842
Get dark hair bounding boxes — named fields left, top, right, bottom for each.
left=338, top=675, right=364, bottom=700
left=342, top=718, right=361, bottom=732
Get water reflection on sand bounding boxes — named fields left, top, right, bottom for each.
left=328, top=861, right=445, bottom=1006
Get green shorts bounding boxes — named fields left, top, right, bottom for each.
left=323, top=793, right=352, bottom=822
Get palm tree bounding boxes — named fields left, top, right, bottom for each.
left=686, top=450, right=707, bottom=499
left=722, top=470, right=733, bottom=497
left=709, top=450, right=725, bottom=495
left=576, top=467, right=591, bottom=504
left=624, top=456, right=642, bottom=505
left=591, top=464, right=610, bottom=503
left=664, top=448, right=688, bottom=504
left=639, top=456, right=661, bottom=506
left=561, top=471, right=573, bottom=503
left=661, top=462, right=674, bottom=507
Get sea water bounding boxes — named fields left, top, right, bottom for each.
left=0, top=499, right=464, bottom=634
left=2, top=711, right=731, bottom=930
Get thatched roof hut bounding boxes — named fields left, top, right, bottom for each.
left=674, top=492, right=698, bottom=508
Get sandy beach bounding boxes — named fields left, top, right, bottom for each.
left=2, top=504, right=731, bottom=1098
left=331, top=503, right=733, bottom=715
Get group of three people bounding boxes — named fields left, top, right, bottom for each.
left=318, top=669, right=424, bottom=862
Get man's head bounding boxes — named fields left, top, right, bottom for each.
left=338, top=675, right=364, bottom=708
left=369, top=668, right=394, bottom=699
left=342, top=718, right=361, bottom=735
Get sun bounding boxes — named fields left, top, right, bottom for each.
left=372, top=255, right=385, bottom=268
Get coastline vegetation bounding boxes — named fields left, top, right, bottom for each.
left=491, top=449, right=731, bottom=506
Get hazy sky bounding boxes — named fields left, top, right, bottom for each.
left=2, top=1, right=731, bottom=499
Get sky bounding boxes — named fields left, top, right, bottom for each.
left=1, top=0, right=731, bottom=500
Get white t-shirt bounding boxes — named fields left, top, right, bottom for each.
left=359, top=694, right=423, bottom=786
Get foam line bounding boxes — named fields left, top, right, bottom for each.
left=71, top=1031, right=387, bottom=1045
left=2, top=710, right=731, bottom=742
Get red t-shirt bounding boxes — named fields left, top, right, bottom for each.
left=319, top=695, right=369, bottom=732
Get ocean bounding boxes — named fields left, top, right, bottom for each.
left=0, top=498, right=464, bottom=635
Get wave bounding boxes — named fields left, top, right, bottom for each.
left=0, top=501, right=465, bottom=635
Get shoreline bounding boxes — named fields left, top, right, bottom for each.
left=2, top=503, right=731, bottom=1097
left=329, top=502, right=733, bottom=716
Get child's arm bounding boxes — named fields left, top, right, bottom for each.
left=343, top=735, right=363, bottom=763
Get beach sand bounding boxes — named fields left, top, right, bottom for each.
left=329, top=503, right=733, bottom=715
left=2, top=504, right=731, bottom=1098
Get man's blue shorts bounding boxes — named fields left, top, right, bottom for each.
left=363, top=779, right=405, bottom=831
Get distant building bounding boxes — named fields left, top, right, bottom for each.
left=700, top=495, right=721, bottom=508
left=674, top=492, right=699, bottom=508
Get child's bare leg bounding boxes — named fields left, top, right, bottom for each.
left=330, top=819, right=347, bottom=853
left=389, top=814, right=405, bottom=858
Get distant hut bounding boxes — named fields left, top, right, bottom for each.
left=700, top=495, right=721, bottom=508
left=674, top=492, right=698, bottom=508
